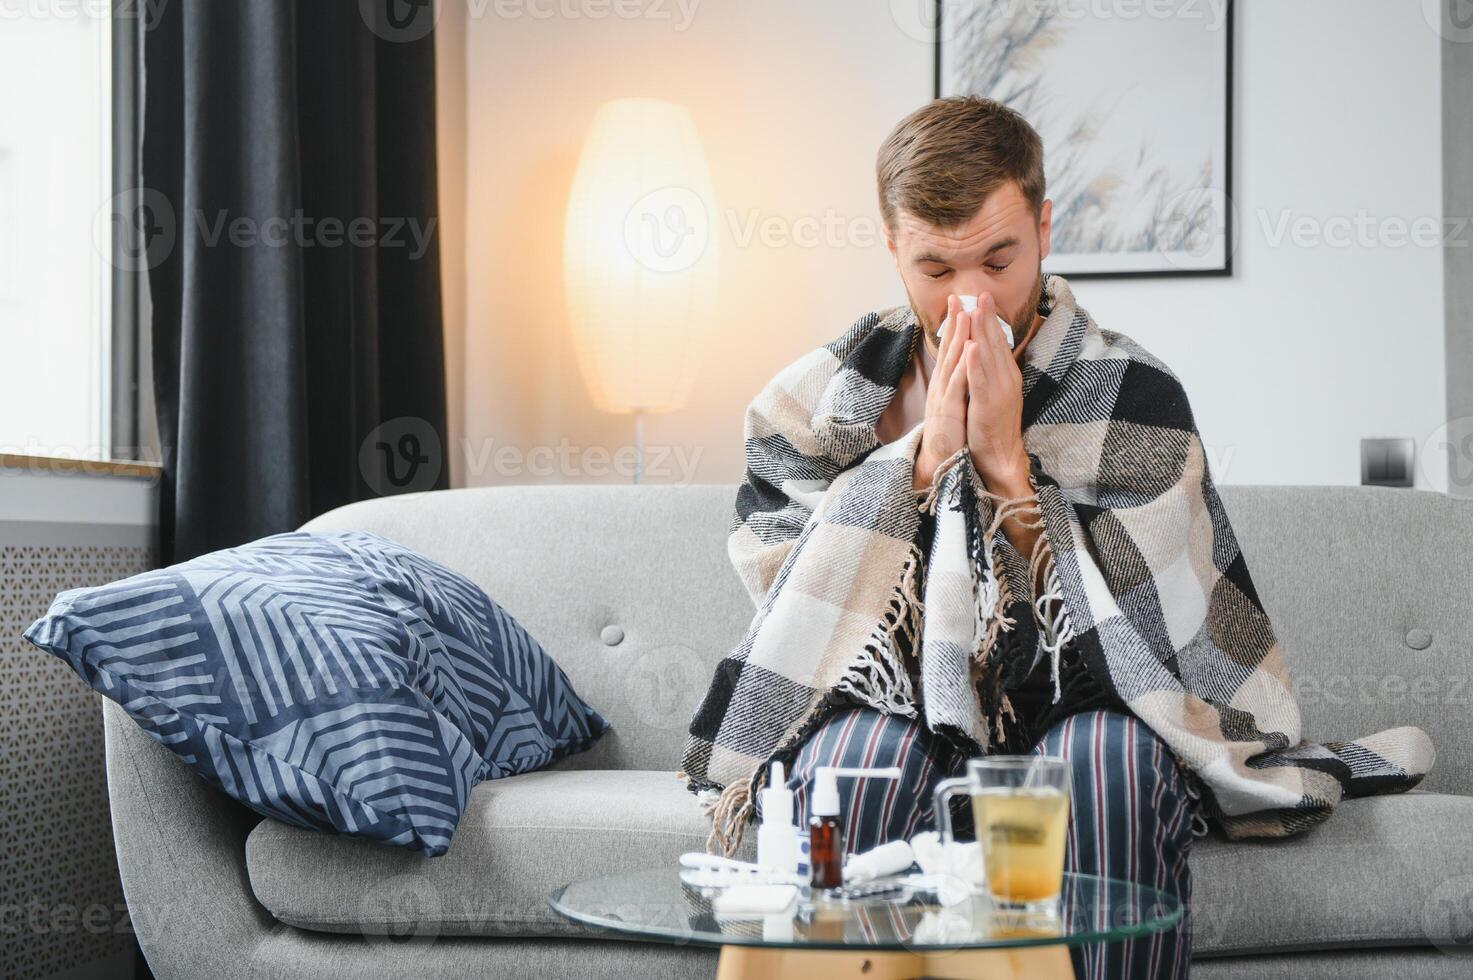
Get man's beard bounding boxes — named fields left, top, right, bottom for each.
left=907, top=263, right=1045, bottom=349
left=1010, top=265, right=1047, bottom=350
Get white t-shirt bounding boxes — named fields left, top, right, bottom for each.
left=873, top=328, right=936, bottom=447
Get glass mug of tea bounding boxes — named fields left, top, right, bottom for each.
left=933, top=755, right=1072, bottom=912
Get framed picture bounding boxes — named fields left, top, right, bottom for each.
left=935, top=0, right=1234, bottom=278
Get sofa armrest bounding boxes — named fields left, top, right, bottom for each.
left=103, top=698, right=274, bottom=980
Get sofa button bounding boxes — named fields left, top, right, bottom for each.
left=1404, top=628, right=1432, bottom=650
left=600, top=624, right=625, bottom=646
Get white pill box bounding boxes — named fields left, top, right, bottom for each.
left=939, top=294, right=1015, bottom=349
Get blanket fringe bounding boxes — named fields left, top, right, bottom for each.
left=972, top=478, right=1079, bottom=706
left=836, top=538, right=925, bottom=716
left=1022, top=503, right=1077, bottom=704
left=923, top=447, right=1022, bottom=669
left=920, top=446, right=1043, bottom=747
left=918, top=445, right=969, bottom=516
left=975, top=491, right=1035, bottom=660
left=986, top=691, right=1019, bottom=750
left=702, top=776, right=755, bottom=857
left=924, top=448, right=1034, bottom=747
left=832, top=440, right=948, bottom=718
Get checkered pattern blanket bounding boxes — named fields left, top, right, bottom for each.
left=680, top=273, right=1435, bottom=855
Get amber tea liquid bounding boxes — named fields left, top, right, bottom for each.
left=972, top=785, right=1070, bottom=905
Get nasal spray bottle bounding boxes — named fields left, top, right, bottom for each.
left=756, top=762, right=801, bottom=877
left=807, top=766, right=902, bottom=890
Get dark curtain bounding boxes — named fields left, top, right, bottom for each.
left=142, top=0, right=448, bottom=564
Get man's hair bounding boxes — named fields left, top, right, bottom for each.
left=876, top=95, right=1046, bottom=234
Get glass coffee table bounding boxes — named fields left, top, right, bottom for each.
left=549, top=867, right=1182, bottom=979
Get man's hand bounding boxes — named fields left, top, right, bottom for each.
left=912, top=292, right=1049, bottom=596
left=961, top=293, right=1031, bottom=496
left=912, top=294, right=973, bottom=492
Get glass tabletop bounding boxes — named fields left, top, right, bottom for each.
left=548, top=868, right=1182, bottom=953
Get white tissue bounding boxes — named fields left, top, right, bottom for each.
left=909, top=831, right=984, bottom=907
left=939, top=294, right=1015, bottom=349
left=843, top=840, right=914, bottom=883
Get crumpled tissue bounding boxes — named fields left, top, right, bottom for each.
left=909, top=830, right=984, bottom=907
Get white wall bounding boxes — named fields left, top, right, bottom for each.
left=1087, top=1, right=1446, bottom=491
left=452, top=0, right=1448, bottom=490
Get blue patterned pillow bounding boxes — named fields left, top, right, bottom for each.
left=24, top=530, right=608, bottom=856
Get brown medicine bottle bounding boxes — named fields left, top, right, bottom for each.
left=806, top=766, right=901, bottom=891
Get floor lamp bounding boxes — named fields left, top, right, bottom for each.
left=562, top=97, right=720, bottom=484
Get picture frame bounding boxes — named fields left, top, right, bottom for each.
left=934, top=0, right=1235, bottom=279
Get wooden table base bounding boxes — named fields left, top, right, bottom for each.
left=714, top=943, right=1074, bottom=980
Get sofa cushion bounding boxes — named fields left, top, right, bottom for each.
left=1190, top=789, right=1473, bottom=956
left=246, top=768, right=747, bottom=938
left=247, top=769, right=1470, bottom=955
left=28, top=530, right=608, bottom=857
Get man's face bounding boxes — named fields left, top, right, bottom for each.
left=884, top=180, right=1053, bottom=355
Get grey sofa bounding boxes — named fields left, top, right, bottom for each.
left=104, top=483, right=1472, bottom=978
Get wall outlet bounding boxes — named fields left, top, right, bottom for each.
left=1360, top=438, right=1414, bottom=488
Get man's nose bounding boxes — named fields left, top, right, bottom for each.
left=949, top=283, right=993, bottom=303
left=942, top=285, right=993, bottom=319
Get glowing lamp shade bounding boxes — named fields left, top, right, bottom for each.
left=562, top=98, right=720, bottom=415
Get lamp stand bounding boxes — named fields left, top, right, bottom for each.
left=632, top=409, right=645, bottom=485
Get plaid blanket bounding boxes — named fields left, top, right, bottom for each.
left=680, top=273, right=1435, bottom=855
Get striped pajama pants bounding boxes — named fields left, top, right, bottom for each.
left=756, top=705, right=1199, bottom=980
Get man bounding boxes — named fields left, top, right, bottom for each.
left=680, top=96, right=1432, bottom=980
left=774, top=95, right=1195, bottom=980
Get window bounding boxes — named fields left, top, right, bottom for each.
left=0, top=5, right=135, bottom=462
